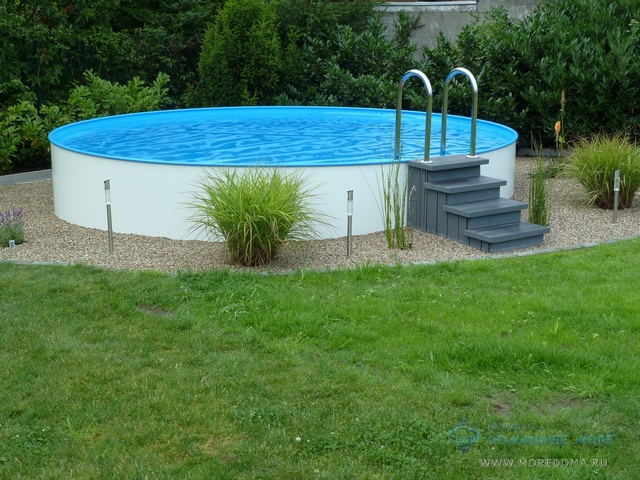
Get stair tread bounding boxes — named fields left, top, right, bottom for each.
left=464, top=222, right=551, bottom=242
left=408, top=154, right=489, bottom=170
left=425, top=175, right=507, bottom=193
left=444, top=198, right=528, bottom=217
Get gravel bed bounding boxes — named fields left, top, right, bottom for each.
left=1, top=157, right=639, bottom=273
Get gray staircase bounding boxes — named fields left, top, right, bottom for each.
left=406, top=155, right=550, bottom=253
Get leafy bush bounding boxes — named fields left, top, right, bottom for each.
left=423, top=1, right=640, bottom=146
left=275, top=0, right=377, bottom=40
left=192, top=0, right=282, bottom=107
left=566, top=134, right=640, bottom=209
left=66, top=70, right=170, bottom=120
left=0, top=207, right=25, bottom=247
left=1, top=2, right=210, bottom=110
left=276, top=11, right=417, bottom=108
left=0, top=72, right=170, bottom=172
left=190, top=167, right=327, bottom=266
left=0, top=101, right=53, bottom=173
left=422, top=8, right=526, bottom=127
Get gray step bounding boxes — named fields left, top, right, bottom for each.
left=407, top=153, right=551, bottom=253
left=409, top=154, right=489, bottom=170
left=464, top=222, right=551, bottom=253
left=408, top=155, right=489, bottom=182
left=443, top=197, right=528, bottom=218
left=444, top=198, right=528, bottom=233
left=425, top=175, right=507, bottom=194
left=421, top=165, right=482, bottom=182
left=426, top=176, right=506, bottom=205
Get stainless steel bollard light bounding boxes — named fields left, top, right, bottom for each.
left=347, top=190, right=353, bottom=258
left=104, top=180, right=114, bottom=253
left=613, top=169, right=620, bottom=224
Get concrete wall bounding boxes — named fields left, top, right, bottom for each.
left=378, top=0, right=541, bottom=51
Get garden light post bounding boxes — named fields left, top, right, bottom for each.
left=613, top=169, right=620, bottom=223
left=347, top=190, right=353, bottom=258
left=104, top=180, right=114, bottom=253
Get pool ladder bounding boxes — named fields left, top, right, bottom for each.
left=400, top=67, right=551, bottom=253
left=395, top=67, right=479, bottom=162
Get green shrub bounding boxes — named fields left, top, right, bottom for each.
left=66, top=70, right=170, bottom=120
left=275, top=0, right=377, bottom=40
left=190, top=167, right=328, bottom=267
left=192, top=0, right=282, bottom=107
left=0, top=101, right=52, bottom=173
left=0, top=1, right=211, bottom=110
left=0, top=207, right=25, bottom=247
left=0, top=71, right=170, bottom=173
left=276, top=11, right=417, bottom=108
left=423, top=1, right=640, bottom=146
left=422, top=8, right=529, bottom=129
left=566, top=134, right=640, bottom=209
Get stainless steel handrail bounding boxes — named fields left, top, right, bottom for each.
left=395, top=69, right=433, bottom=163
left=441, top=67, right=478, bottom=158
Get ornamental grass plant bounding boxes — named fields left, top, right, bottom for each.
left=527, top=139, right=552, bottom=227
left=190, top=167, right=327, bottom=266
left=379, top=156, right=411, bottom=250
left=566, top=134, right=640, bottom=209
left=0, top=207, right=24, bottom=247
left=528, top=156, right=551, bottom=227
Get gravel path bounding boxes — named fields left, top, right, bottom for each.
left=1, top=158, right=639, bottom=273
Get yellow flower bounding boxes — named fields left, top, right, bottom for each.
left=554, top=120, right=562, bottom=138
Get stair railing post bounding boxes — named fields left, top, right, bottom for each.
left=395, top=69, right=433, bottom=163
left=441, top=67, right=478, bottom=158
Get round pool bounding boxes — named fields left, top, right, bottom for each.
left=49, top=106, right=517, bottom=240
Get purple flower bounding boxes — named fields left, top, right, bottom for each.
left=0, top=207, right=24, bottom=227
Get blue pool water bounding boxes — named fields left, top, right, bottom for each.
left=48, top=107, right=517, bottom=166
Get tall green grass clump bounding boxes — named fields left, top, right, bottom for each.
left=528, top=139, right=551, bottom=227
left=379, top=157, right=411, bottom=249
left=190, top=167, right=327, bottom=266
left=567, top=134, right=640, bottom=209
left=528, top=157, right=551, bottom=227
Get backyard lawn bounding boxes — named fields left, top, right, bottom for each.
left=1, top=239, right=639, bottom=479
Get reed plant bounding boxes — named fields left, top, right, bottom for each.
left=566, top=134, right=640, bottom=209
left=545, top=89, right=568, bottom=178
left=528, top=141, right=551, bottom=227
left=190, top=167, right=326, bottom=266
left=0, top=207, right=24, bottom=246
left=379, top=156, right=411, bottom=249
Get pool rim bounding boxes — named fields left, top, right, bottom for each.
left=47, top=106, right=519, bottom=167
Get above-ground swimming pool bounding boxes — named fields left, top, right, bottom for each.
left=49, top=106, right=517, bottom=240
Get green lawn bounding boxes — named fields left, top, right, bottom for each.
left=1, top=239, right=639, bottom=479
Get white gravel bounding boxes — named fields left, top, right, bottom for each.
left=1, top=158, right=639, bottom=273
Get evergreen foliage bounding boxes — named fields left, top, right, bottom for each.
left=423, top=1, right=640, bottom=146
left=192, top=0, right=282, bottom=106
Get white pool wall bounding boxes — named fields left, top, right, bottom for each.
left=51, top=144, right=514, bottom=241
